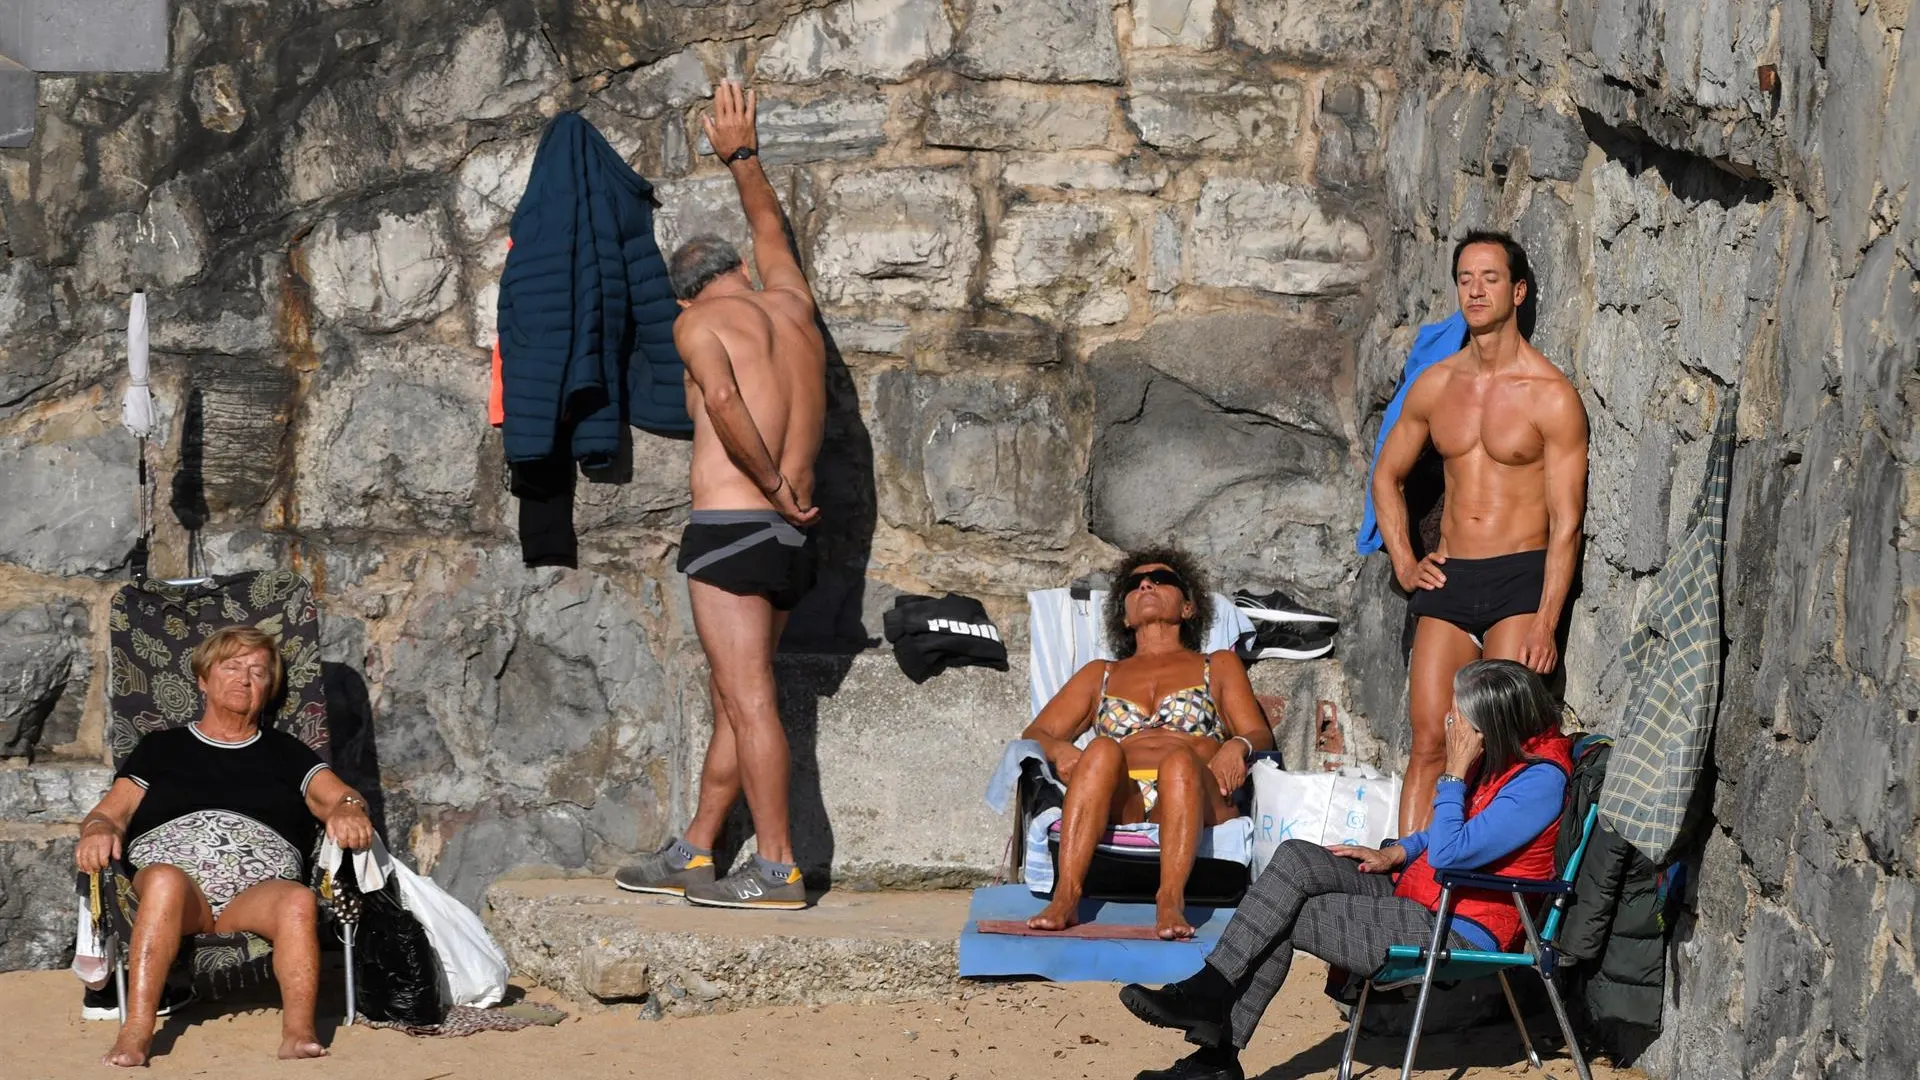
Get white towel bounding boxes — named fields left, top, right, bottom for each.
left=1025, top=588, right=1255, bottom=720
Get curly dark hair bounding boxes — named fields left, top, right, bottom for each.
left=1104, top=545, right=1213, bottom=659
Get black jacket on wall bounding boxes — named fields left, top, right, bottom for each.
left=1556, top=735, right=1670, bottom=1035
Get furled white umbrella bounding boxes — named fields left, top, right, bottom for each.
left=121, top=291, right=154, bottom=438
left=123, top=291, right=156, bottom=580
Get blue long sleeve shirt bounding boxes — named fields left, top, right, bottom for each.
left=1395, top=763, right=1568, bottom=949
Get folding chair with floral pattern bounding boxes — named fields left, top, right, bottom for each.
left=78, top=571, right=360, bottom=1024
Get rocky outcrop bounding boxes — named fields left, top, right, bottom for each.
left=0, top=0, right=1390, bottom=965
left=1349, top=2, right=1920, bottom=1076
left=0, top=599, right=91, bottom=758
left=2, top=5, right=1915, bottom=1076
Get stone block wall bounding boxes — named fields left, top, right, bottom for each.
left=1346, top=1, right=1919, bottom=1076
left=3, top=2, right=1915, bottom=1074
left=0, top=0, right=1392, bottom=964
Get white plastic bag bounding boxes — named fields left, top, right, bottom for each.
left=319, top=834, right=391, bottom=893
left=322, top=836, right=509, bottom=1008
left=1249, top=762, right=1403, bottom=880
left=389, top=858, right=509, bottom=1008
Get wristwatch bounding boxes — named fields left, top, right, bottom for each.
left=1436, top=773, right=1468, bottom=787
left=725, top=145, right=758, bottom=163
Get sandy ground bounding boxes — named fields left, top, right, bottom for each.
left=2, top=961, right=1641, bottom=1080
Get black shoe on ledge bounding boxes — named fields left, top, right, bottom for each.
left=1119, top=981, right=1230, bottom=1047
left=1135, top=1046, right=1245, bottom=1080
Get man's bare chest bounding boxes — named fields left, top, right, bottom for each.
left=1428, top=382, right=1546, bottom=467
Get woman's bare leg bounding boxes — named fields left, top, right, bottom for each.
left=1147, top=748, right=1236, bottom=940
left=106, top=865, right=215, bottom=1067
left=1403, top=617, right=1481, bottom=832
left=1029, top=737, right=1137, bottom=931
left=215, top=880, right=325, bottom=1060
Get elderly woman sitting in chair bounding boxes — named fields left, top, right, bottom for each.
left=1022, top=547, right=1274, bottom=940
left=75, top=626, right=376, bottom=1067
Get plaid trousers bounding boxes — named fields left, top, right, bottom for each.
left=1207, top=840, right=1473, bottom=1047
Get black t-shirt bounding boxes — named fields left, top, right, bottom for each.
left=117, top=725, right=330, bottom=865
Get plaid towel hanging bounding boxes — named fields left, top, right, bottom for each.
left=1597, top=393, right=1737, bottom=864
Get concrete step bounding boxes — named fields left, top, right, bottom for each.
left=484, top=878, right=971, bottom=1016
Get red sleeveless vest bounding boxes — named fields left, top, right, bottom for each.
left=1394, top=731, right=1574, bottom=950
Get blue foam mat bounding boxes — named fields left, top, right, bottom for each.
left=957, top=884, right=1231, bottom=984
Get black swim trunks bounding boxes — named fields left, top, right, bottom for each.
left=1407, top=549, right=1547, bottom=641
left=678, top=510, right=816, bottom=611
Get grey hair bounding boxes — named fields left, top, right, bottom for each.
left=1451, top=658, right=1560, bottom=780
left=668, top=234, right=745, bottom=300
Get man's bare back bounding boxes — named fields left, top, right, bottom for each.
left=667, top=81, right=826, bottom=531
left=683, top=289, right=826, bottom=512
left=611, top=79, right=826, bottom=908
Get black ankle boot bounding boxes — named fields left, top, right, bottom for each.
left=1134, top=1045, right=1244, bottom=1080
left=1119, top=978, right=1232, bottom=1048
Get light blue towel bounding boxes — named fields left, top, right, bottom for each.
left=986, top=739, right=1057, bottom=816
left=1025, top=588, right=1254, bottom=719
left=957, top=885, right=1222, bottom=983
left=1357, top=312, right=1469, bottom=555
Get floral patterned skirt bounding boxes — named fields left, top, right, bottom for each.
left=127, top=810, right=304, bottom=915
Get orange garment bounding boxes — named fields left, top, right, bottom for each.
left=488, top=238, right=512, bottom=427
left=490, top=339, right=505, bottom=426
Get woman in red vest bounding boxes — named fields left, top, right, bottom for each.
left=1118, top=659, right=1573, bottom=1080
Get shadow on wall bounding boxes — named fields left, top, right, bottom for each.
left=711, top=318, right=875, bottom=887
left=169, top=387, right=209, bottom=578
left=1578, top=109, right=1777, bottom=209
left=321, top=660, right=391, bottom=844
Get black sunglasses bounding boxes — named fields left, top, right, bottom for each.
left=1125, top=568, right=1187, bottom=593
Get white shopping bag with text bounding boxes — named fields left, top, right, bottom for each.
left=1249, top=762, right=1402, bottom=881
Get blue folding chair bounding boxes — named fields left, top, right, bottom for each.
left=1336, top=806, right=1599, bottom=1080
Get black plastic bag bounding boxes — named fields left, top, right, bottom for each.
left=350, top=876, right=445, bottom=1027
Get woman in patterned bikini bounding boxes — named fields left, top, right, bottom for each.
left=1021, top=547, right=1275, bottom=939
left=74, top=626, right=376, bottom=1068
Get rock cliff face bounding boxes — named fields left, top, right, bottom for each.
left=0, top=0, right=1382, bottom=949
left=1353, top=2, right=1919, bottom=1076
left=0, top=2, right=1914, bottom=1074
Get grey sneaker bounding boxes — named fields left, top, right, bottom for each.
left=684, top=863, right=807, bottom=910
left=613, top=845, right=716, bottom=897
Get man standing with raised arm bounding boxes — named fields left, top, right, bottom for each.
left=615, top=81, right=827, bottom=910
left=1371, top=231, right=1588, bottom=833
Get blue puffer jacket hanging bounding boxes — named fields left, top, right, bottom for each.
left=496, top=111, right=691, bottom=468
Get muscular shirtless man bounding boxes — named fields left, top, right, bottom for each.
left=1371, top=231, right=1588, bottom=832
left=614, top=81, right=827, bottom=910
